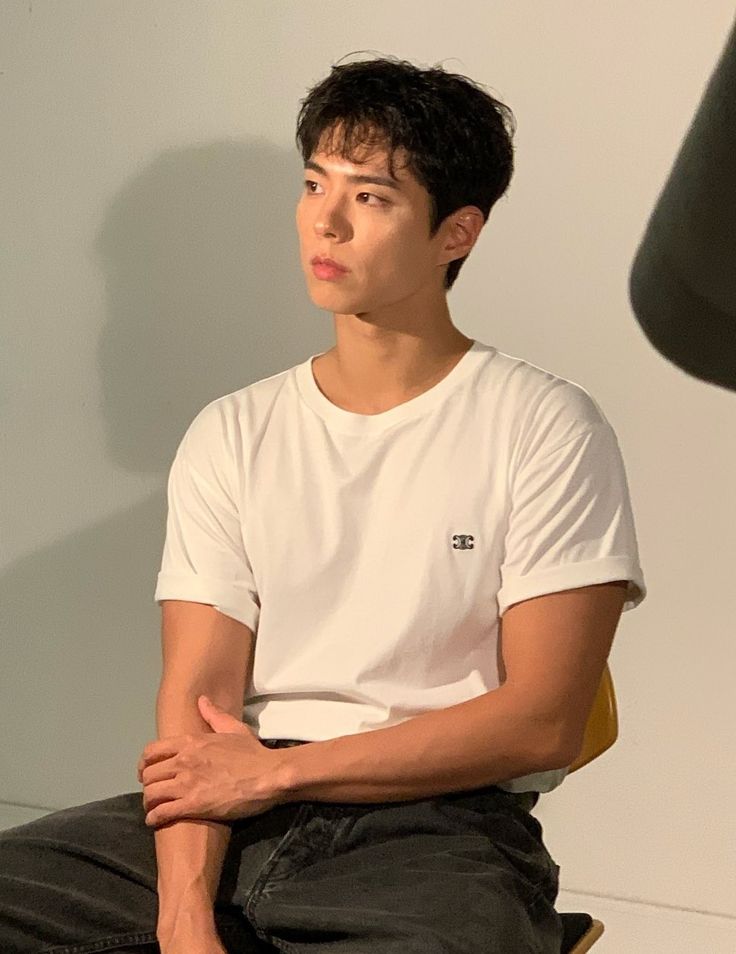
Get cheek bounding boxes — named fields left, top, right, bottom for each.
left=295, top=200, right=312, bottom=235
left=374, top=216, right=418, bottom=255
left=376, top=227, right=432, bottom=279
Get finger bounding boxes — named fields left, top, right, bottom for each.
left=196, top=697, right=255, bottom=736
left=140, top=760, right=178, bottom=787
left=140, top=738, right=185, bottom=769
left=136, top=752, right=155, bottom=781
left=146, top=797, right=197, bottom=828
left=142, top=778, right=181, bottom=813
left=198, top=695, right=229, bottom=714
left=198, top=697, right=244, bottom=733
left=136, top=751, right=150, bottom=779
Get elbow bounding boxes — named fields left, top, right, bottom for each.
left=549, top=725, right=585, bottom=770
left=544, top=744, right=577, bottom=772
left=536, top=719, right=580, bottom=771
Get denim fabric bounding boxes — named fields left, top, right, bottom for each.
left=0, top=739, right=563, bottom=953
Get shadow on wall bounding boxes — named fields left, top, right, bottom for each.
left=1, top=140, right=332, bottom=811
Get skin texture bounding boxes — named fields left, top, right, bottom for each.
left=149, top=601, right=254, bottom=954
left=139, top=583, right=627, bottom=828
left=139, top=695, right=284, bottom=827
left=295, top=128, right=485, bottom=410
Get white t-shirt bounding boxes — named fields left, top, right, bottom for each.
left=154, top=339, right=646, bottom=793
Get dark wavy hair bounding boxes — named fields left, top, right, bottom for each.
left=295, top=53, right=516, bottom=290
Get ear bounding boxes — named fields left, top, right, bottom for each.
left=439, top=206, right=485, bottom=265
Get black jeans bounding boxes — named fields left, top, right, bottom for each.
left=0, top=740, right=563, bottom=953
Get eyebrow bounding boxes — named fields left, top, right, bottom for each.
left=303, top=159, right=403, bottom=192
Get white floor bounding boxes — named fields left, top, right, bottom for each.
left=2, top=803, right=735, bottom=951
left=556, top=890, right=736, bottom=953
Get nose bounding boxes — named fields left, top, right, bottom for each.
left=314, top=215, right=339, bottom=239
left=313, top=198, right=349, bottom=240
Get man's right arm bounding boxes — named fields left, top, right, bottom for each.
left=151, top=599, right=255, bottom=952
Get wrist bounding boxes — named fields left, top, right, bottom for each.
left=157, top=892, right=216, bottom=941
left=268, top=746, right=307, bottom=803
left=157, top=876, right=214, bottom=916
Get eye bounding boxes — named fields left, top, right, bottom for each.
left=356, top=192, right=387, bottom=206
left=302, top=180, right=387, bottom=206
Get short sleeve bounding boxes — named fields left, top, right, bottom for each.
left=153, top=404, right=260, bottom=632
left=496, top=418, right=646, bottom=617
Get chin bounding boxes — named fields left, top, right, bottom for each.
left=308, top=285, right=358, bottom=307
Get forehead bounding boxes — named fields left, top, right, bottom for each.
left=308, top=131, right=418, bottom=192
left=304, top=156, right=409, bottom=193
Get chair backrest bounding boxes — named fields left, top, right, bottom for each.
left=567, top=663, right=618, bottom=774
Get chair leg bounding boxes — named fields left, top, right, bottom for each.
left=567, top=918, right=605, bottom=953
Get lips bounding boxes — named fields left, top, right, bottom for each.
left=311, top=255, right=349, bottom=272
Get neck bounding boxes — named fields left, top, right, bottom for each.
left=315, top=325, right=474, bottom=414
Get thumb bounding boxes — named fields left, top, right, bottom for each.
left=198, top=695, right=248, bottom=733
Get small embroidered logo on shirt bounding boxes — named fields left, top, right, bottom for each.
left=452, top=534, right=475, bottom=550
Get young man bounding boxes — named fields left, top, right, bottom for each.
left=0, top=56, right=646, bottom=953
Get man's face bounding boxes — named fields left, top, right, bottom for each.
left=295, top=136, right=449, bottom=316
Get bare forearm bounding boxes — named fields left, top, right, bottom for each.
left=277, top=686, right=568, bottom=803
left=154, top=820, right=230, bottom=930
left=153, top=683, right=237, bottom=922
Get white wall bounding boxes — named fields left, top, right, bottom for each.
left=2, top=2, right=735, bottom=950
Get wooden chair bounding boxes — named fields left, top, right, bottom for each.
left=556, top=662, right=618, bottom=953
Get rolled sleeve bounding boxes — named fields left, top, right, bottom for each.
left=154, top=408, right=260, bottom=632
left=497, top=422, right=646, bottom=617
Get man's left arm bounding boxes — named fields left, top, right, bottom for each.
left=140, top=581, right=628, bottom=821
left=274, top=580, right=629, bottom=803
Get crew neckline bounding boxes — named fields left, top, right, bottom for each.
left=295, top=339, right=495, bottom=435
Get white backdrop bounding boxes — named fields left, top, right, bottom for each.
left=2, top=2, right=735, bottom=950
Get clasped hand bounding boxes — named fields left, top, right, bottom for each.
left=137, top=695, right=287, bottom=827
